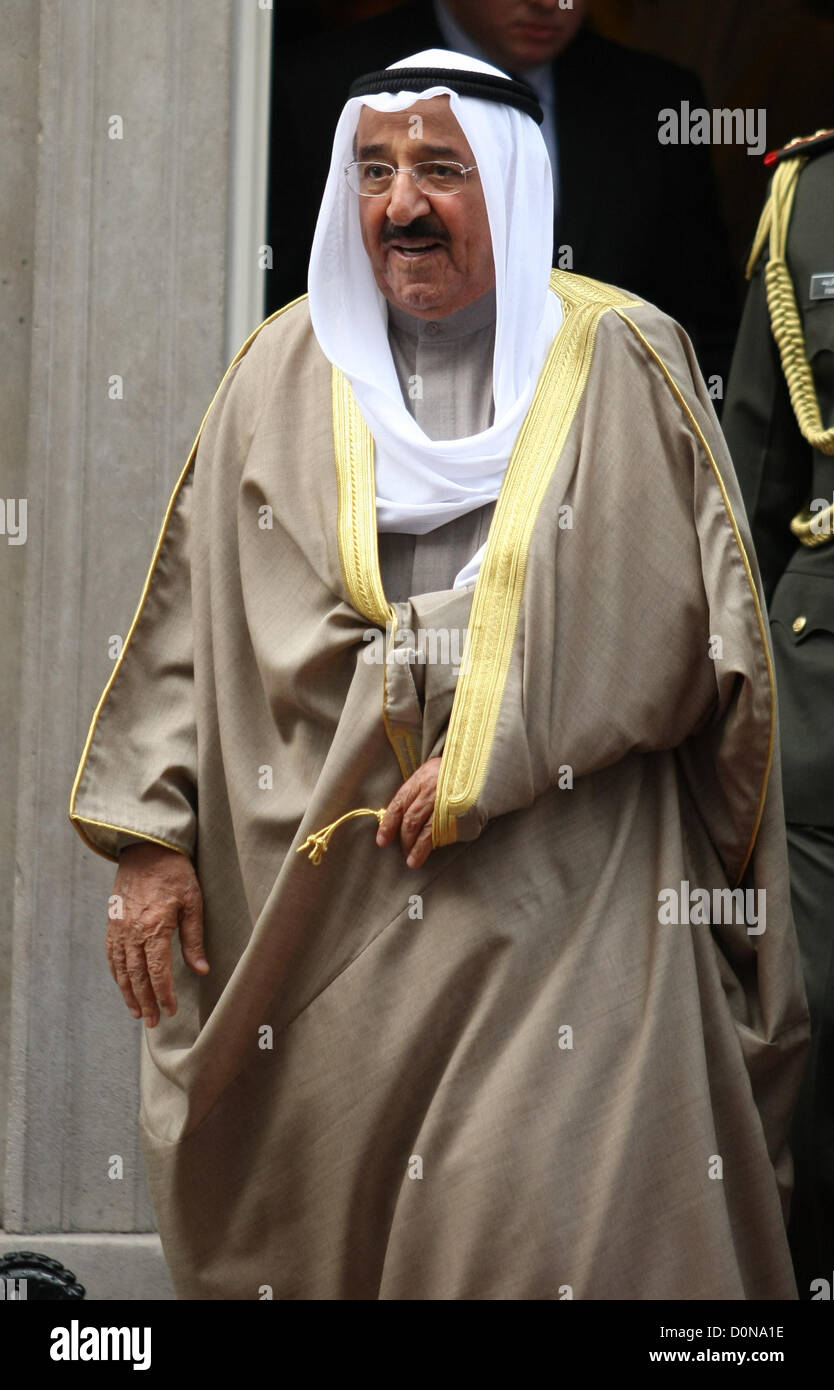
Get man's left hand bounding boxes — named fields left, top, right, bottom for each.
left=376, top=756, right=442, bottom=868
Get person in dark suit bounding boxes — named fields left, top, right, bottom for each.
left=268, top=0, right=739, bottom=389
left=722, top=127, right=834, bottom=1300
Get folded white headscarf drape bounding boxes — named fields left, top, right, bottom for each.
left=308, top=49, right=562, bottom=586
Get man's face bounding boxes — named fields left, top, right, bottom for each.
left=445, top=0, right=587, bottom=68
left=354, top=95, right=495, bottom=318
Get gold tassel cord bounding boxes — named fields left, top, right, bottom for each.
left=763, top=158, right=834, bottom=454
left=296, top=807, right=387, bottom=865
left=747, top=144, right=834, bottom=545
left=788, top=504, right=834, bottom=547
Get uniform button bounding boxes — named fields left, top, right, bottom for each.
left=424, top=322, right=440, bottom=336
left=792, top=615, right=807, bottom=633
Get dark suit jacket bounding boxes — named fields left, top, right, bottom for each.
left=268, top=4, right=738, bottom=384
left=722, top=147, right=834, bottom=827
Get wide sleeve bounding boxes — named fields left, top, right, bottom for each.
left=430, top=306, right=809, bottom=1213
left=68, top=464, right=199, bottom=864
left=433, top=307, right=792, bottom=892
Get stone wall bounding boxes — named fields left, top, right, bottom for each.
left=0, top=0, right=265, bottom=1300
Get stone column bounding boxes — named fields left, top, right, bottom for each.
left=0, top=0, right=40, bottom=1245
left=1, top=0, right=270, bottom=1300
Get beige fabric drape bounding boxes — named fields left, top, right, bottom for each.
left=69, top=275, right=809, bottom=1299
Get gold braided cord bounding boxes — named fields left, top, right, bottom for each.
left=296, top=807, right=386, bottom=865
left=750, top=152, right=834, bottom=458
left=744, top=130, right=834, bottom=280
left=745, top=173, right=780, bottom=283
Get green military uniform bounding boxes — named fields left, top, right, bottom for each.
left=723, top=128, right=834, bottom=1299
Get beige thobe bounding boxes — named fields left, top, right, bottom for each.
left=69, top=270, right=810, bottom=1300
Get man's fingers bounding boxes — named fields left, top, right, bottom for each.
left=398, top=794, right=432, bottom=855
left=406, top=818, right=434, bottom=869
left=107, top=847, right=206, bottom=1027
left=145, top=936, right=177, bottom=1017
left=125, top=943, right=161, bottom=1027
left=377, top=781, right=414, bottom=845
left=376, top=806, right=401, bottom=844
left=179, top=893, right=209, bottom=974
left=378, top=758, right=442, bottom=854
left=108, top=939, right=143, bottom=1019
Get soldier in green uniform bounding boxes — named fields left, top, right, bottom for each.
left=723, top=127, right=834, bottom=1299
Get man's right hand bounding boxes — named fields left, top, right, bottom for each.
left=106, top=842, right=209, bottom=1028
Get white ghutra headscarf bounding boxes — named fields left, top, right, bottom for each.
left=308, top=49, right=562, bottom=586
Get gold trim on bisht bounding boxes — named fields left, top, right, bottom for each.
left=331, top=368, right=419, bottom=782
left=745, top=135, right=834, bottom=546
left=432, top=270, right=640, bottom=848
left=331, top=368, right=394, bottom=630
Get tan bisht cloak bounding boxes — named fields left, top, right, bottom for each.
left=69, top=270, right=809, bottom=1300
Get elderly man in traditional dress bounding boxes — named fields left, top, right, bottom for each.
left=70, top=50, right=809, bottom=1300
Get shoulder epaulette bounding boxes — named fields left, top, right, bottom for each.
left=764, top=127, right=834, bottom=167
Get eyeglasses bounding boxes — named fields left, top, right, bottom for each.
left=344, top=160, right=478, bottom=196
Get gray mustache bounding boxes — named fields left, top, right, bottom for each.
left=382, top=221, right=448, bottom=243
